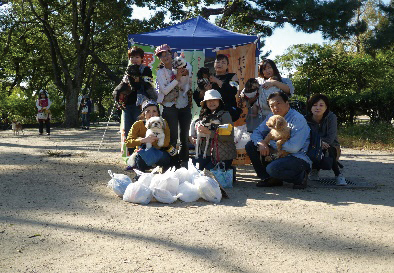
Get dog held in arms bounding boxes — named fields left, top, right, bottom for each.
left=194, top=114, right=221, bottom=159
left=12, top=121, right=24, bottom=135
left=261, top=115, right=291, bottom=162
left=128, top=116, right=166, bottom=167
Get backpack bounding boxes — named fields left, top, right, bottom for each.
left=306, top=124, right=323, bottom=165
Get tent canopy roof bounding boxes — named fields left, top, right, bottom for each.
left=128, top=16, right=259, bottom=53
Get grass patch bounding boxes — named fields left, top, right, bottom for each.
left=338, top=123, right=394, bottom=150
left=45, top=150, right=87, bottom=157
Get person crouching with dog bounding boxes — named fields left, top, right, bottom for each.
left=125, top=100, right=173, bottom=173
left=189, top=89, right=237, bottom=171
left=245, top=91, right=311, bottom=189
left=36, top=90, right=52, bottom=135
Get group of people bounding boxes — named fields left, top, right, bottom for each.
left=112, top=43, right=347, bottom=188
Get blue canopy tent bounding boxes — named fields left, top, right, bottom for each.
left=128, top=16, right=260, bottom=57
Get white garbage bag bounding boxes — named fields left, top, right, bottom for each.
left=123, top=183, right=152, bottom=204
left=178, top=181, right=200, bottom=202
left=152, top=188, right=178, bottom=204
left=107, top=170, right=132, bottom=197
left=195, top=176, right=222, bottom=203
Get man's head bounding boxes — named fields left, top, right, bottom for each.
left=267, top=92, right=290, bottom=117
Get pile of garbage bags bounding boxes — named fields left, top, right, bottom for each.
left=107, top=161, right=223, bottom=205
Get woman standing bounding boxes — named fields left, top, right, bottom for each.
left=248, top=59, right=294, bottom=131
left=155, top=44, right=192, bottom=167
left=125, top=100, right=172, bottom=172
left=306, top=94, right=347, bottom=185
left=36, top=90, right=51, bottom=135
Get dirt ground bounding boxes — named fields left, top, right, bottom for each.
left=1, top=123, right=393, bottom=273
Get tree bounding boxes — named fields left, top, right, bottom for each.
left=139, top=0, right=365, bottom=40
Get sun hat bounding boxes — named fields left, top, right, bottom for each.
left=200, top=89, right=222, bottom=107
left=154, top=44, right=171, bottom=56
left=141, top=100, right=158, bottom=112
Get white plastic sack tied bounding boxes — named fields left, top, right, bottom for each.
left=234, top=125, right=251, bottom=149
left=177, top=181, right=200, bottom=202
left=152, top=188, right=179, bottom=204
left=107, top=170, right=132, bottom=197
left=123, top=183, right=152, bottom=204
left=194, top=176, right=222, bottom=203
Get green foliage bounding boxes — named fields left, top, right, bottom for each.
left=276, top=42, right=394, bottom=124
left=339, top=123, right=394, bottom=150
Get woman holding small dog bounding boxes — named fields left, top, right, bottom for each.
left=189, top=89, right=237, bottom=171
left=125, top=100, right=172, bottom=172
left=155, top=44, right=192, bottom=167
left=36, top=90, right=52, bottom=135
left=248, top=59, right=294, bottom=132
left=306, top=94, right=347, bottom=185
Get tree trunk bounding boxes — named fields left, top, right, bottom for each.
left=63, top=87, right=80, bottom=127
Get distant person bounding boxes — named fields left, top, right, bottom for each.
left=245, top=92, right=311, bottom=189
left=306, top=94, right=347, bottom=185
left=125, top=100, right=172, bottom=172
left=155, top=44, right=192, bottom=167
left=80, top=95, right=92, bottom=130
left=36, top=90, right=51, bottom=135
left=247, top=59, right=294, bottom=132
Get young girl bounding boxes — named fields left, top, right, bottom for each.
left=125, top=100, right=172, bottom=172
left=80, top=95, right=91, bottom=130
left=249, top=59, right=294, bottom=131
left=36, top=90, right=52, bottom=135
left=155, top=44, right=192, bottom=167
left=306, top=94, right=346, bottom=185
left=189, top=89, right=237, bottom=171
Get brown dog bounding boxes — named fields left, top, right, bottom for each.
left=12, top=121, right=24, bottom=136
left=263, top=115, right=290, bottom=161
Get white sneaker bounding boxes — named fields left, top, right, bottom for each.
left=336, top=174, right=347, bottom=186
left=309, top=169, right=320, bottom=181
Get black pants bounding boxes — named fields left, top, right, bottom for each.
left=162, top=106, right=192, bottom=163
left=39, top=119, right=50, bottom=134
left=313, top=146, right=341, bottom=176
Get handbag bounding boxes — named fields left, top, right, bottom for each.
left=210, top=162, right=233, bottom=188
left=162, top=86, right=180, bottom=103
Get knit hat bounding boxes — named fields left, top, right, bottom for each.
left=141, top=100, right=158, bottom=112
left=200, top=89, right=222, bottom=107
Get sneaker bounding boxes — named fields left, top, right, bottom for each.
left=308, top=169, right=320, bottom=181
left=336, top=174, right=347, bottom=186
left=46, top=133, right=50, bottom=135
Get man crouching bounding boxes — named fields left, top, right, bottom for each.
left=245, top=92, right=311, bottom=189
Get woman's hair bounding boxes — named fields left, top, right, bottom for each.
left=199, top=99, right=225, bottom=119
left=258, top=59, right=282, bottom=81
left=38, top=91, right=48, bottom=99
left=138, top=104, right=160, bottom=120
left=128, top=46, right=144, bottom=59
left=307, top=93, right=330, bottom=117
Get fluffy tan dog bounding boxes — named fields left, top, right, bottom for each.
left=12, top=121, right=24, bottom=136
left=263, top=115, right=290, bottom=161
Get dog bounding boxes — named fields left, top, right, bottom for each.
left=144, top=116, right=166, bottom=149
left=12, top=121, right=24, bottom=136
left=172, top=53, right=191, bottom=98
left=262, top=115, right=291, bottom=162
left=128, top=116, right=166, bottom=168
left=197, top=67, right=211, bottom=90
left=194, top=114, right=221, bottom=159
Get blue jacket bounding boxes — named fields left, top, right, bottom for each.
left=251, top=108, right=311, bottom=166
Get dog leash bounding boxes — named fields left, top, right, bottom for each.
left=97, top=101, right=117, bottom=152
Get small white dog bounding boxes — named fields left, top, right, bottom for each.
left=194, top=114, right=221, bottom=159
left=12, top=121, right=24, bottom=136
left=128, top=116, right=166, bottom=168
